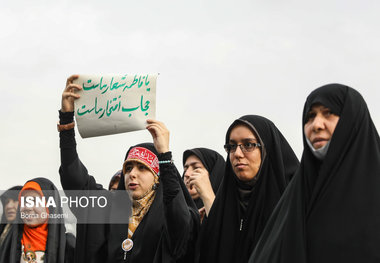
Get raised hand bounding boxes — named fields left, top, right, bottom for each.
left=146, top=119, right=170, bottom=154
left=62, top=75, right=82, bottom=112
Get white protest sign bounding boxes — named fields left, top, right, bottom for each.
left=73, top=74, right=157, bottom=138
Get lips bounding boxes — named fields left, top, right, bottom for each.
left=235, top=163, right=247, bottom=169
left=312, top=137, right=328, bottom=148
left=128, top=183, right=138, bottom=190
left=6, top=211, right=16, bottom=217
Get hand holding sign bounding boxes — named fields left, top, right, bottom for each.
left=62, top=75, right=82, bottom=112
left=146, top=119, right=170, bottom=154
left=66, top=74, right=158, bottom=138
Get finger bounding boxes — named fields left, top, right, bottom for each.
left=146, top=119, right=163, bottom=125
left=66, top=75, right=79, bottom=87
left=62, top=92, right=81, bottom=99
left=189, top=173, right=201, bottom=179
left=146, top=126, right=157, bottom=138
left=65, top=83, right=82, bottom=92
left=188, top=178, right=200, bottom=188
left=146, top=120, right=168, bottom=130
left=146, top=122, right=163, bottom=131
left=146, top=119, right=157, bottom=124
left=146, top=124, right=165, bottom=137
left=146, top=124, right=169, bottom=137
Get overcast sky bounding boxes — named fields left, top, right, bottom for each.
left=1, top=0, right=379, bottom=191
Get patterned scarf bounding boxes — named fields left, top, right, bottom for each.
left=128, top=188, right=156, bottom=238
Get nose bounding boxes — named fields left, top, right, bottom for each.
left=233, top=144, right=244, bottom=158
left=183, top=168, right=191, bottom=179
left=312, top=114, right=325, bottom=132
left=128, top=166, right=138, bottom=179
left=21, top=205, right=33, bottom=213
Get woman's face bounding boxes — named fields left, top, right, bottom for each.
left=4, top=198, right=18, bottom=222
left=124, top=161, right=156, bottom=199
left=304, top=104, right=340, bottom=149
left=228, top=125, right=262, bottom=181
left=19, top=190, right=48, bottom=227
left=183, top=155, right=209, bottom=200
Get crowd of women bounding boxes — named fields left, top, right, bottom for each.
left=0, top=77, right=379, bottom=263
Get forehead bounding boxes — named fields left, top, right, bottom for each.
left=184, top=155, right=204, bottom=166
left=124, top=160, right=148, bottom=167
left=4, top=198, right=18, bottom=204
left=21, top=189, right=41, bottom=197
left=309, top=103, right=330, bottom=112
left=229, top=124, right=256, bottom=141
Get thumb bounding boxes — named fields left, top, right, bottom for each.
left=146, top=126, right=157, bottom=138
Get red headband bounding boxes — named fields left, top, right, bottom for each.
left=125, top=147, right=159, bottom=175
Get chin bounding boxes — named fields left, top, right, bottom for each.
left=191, top=194, right=200, bottom=200
left=131, top=193, right=140, bottom=200
left=237, top=173, right=256, bottom=182
left=6, top=217, right=16, bottom=222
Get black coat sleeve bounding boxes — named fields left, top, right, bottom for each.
left=158, top=152, right=199, bottom=260
left=58, top=110, right=103, bottom=191
left=58, top=111, right=108, bottom=263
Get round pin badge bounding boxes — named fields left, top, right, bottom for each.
left=121, top=238, right=134, bottom=252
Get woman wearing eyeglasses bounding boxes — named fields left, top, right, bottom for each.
left=249, top=84, right=380, bottom=263
left=198, top=115, right=299, bottom=263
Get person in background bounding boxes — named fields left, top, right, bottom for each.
left=0, top=178, right=75, bottom=263
left=198, top=115, right=299, bottom=263
left=249, top=84, right=380, bottom=263
left=182, top=148, right=225, bottom=222
left=0, top=186, right=22, bottom=247
left=108, top=170, right=122, bottom=191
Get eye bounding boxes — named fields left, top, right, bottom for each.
left=324, top=109, right=333, bottom=117
left=224, top=143, right=240, bottom=153
left=138, top=164, right=147, bottom=171
left=229, top=144, right=237, bottom=151
left=124, top=165, right=133, bottom=172
left=244, top=142, right=254, bottom=147
left=306, top=111, right=316, bottom=122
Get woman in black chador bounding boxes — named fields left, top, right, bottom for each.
left=249, top=84, right=380, bottom=263
left=182, top=147, right=225, bottom=222
left=0, top=186, right=22, bottom=248
left=198, top=115, right=299, bottom=263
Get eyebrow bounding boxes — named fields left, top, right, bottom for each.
left=229, top=138, right=257, bottom=143
left=184, top=161, right=201, bottom=168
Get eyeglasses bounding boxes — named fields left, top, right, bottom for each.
left=224, top=142, right=261, bottom=153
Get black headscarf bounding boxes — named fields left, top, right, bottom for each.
left=0, top=185, right=22, bottom=255
left=182, top=148, right=225, bottom=209
left=0, top=186, right=22, bottom=232
left=108, top=170, right=122, bottom=190
left=249, top=84, right=380, bottom=263
left=0, top=178, right=69, bottom=263
left=198, top=115, right=299, bottom=263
